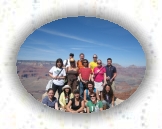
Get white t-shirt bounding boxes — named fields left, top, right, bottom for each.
left=49, top=66, right=66, bottom=86
left=63, top=59, right=70, bottom=68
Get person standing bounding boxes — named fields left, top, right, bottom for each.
left=66, top=58, right=78, bottom=93
left=49, top=58, right=66, bottom=104
left=77, top=53, right=85, bottom=69
left=105, top=58, right=117, bottom=92
left=89, top=54, right=98, bottom=72
left=63, top=53, right=75, bottom=85
left=92, top=59, right=106, bottom=92
left=63, top=53, right=74, bottom=68
left=79, top=59, right=92, bottom=98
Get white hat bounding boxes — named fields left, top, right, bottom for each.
left=62, top=85, right=71, bottom=91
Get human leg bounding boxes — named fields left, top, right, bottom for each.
left=111, top=81, right=116, bottom=92
left=72, top=79, right=78, bottom=93
left=79, top=81, right=84, bottom=98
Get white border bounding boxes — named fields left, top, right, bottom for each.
left=0, top=0, right=162, bottom=129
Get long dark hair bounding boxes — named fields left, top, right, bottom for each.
left=63, top=88, right=72, bottom=97
left=102, top=84, right=113, bottom=101
left=55, top=58, right=63, bottom=68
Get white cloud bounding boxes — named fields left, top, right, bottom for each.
left=71, top=47, right=82, bottom=50
left=38, top=28, right=130, bottom=52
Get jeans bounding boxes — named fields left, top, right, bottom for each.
left=102, top=100, right=115, bottom=109
left=79, top=81, right=87, bottom=98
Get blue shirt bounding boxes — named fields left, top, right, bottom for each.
left=105, top=65, right=117, bottom=81
left=42, top=96, right=58, bottom=109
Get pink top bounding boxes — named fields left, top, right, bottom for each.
left=93, top=66, right=106, bottom=82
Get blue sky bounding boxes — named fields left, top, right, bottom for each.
left=17, top=16, right=146, bottom=67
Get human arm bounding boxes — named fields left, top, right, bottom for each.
left=49, top=72, right=57, bottom=79
left=111, top=95, right=115, bottom=107
left=91, top=68, right=95, bottom=82
left=55, top=102, right=59, bottom=110
left=89, top=69, right=92, bottom=81
left=66, top=100, right=73, bottom=112
left=110, top=72, right=117, bottom=82
left=42, top=97, right=48, bottom=106
left=100, top=92, right=103, bottom=101
left=59, top=93, right=65, bottom=108
left=49, top=67, right=57, bottom=79
left=86, top=106, right=90, bottom=113
left=66, top=67, right=69, bottom=73
left=100, top=107, right=103, bottom=111
left=103, top=72, right=107, bottom=85
left=56, top=68, right=66, bottom=79
left=99, top=101, right=103, bottom=111
left=76, top=100, right=85, bottom=113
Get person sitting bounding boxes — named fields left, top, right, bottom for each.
left=59, top=85, right=74, bottom=111
left=66, top=89, right=85, bottom=113
left=83, top=81, right=100, bottom=106
left=101, top=84, right=115, bottom=110
left=42, top=88, right=58, bottom=110
left=86, top=92, right=103, bottom=113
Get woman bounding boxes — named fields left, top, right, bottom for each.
left=86, top=92, right=103, bottom=113
left=79, top=59, right=92, bottom=98
left=66, top=89, right=85, bottom=113
left=101, top=84, right=115, bottom=110
left=83, top=81, right=100, bottom=105
left=66, top=58, right=79, bottom=93
left=49, top=58, right=66, bottom=103
left=59, top=85, right=74, bottom=111
left=42, top=88, right=58, bottom=110
left=92, top=59, right=106, bottom=93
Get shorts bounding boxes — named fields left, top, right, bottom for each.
left=94, top=81, right=103, bottom=91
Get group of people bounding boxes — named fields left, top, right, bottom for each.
left=42, top=53, right=117, bottom=113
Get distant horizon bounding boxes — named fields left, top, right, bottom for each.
left=17, top=59, right=146, bottom=67
left=17, top=17, right=146, bottom=67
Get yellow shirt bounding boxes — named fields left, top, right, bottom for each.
left=89, top=61, right=97, bottom=72
left=59, top=92, right=74, bottom=107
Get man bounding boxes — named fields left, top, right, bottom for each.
left=89, top=54, right=98, bottom=72
left=105, top=58, right=117, bottom=92
left=77, top=53, right=85, bottom=70
left=63, top=53, right=74, bottom=68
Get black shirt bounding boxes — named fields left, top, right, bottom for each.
left=71, top=97, right=83, bottom=110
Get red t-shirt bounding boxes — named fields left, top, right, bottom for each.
left=79, top=67, right=92, bottom=81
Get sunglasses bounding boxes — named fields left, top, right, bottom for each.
left=93, top=57, right=97, bottom=58
left=83, top=62, right=88, bottom=63
left=90, top=95, right=95, bottom=97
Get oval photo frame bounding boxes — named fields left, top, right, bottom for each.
left=0, top=1, right=161, bottom=129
